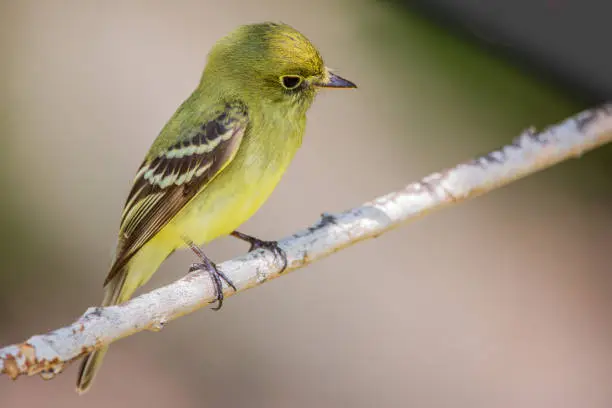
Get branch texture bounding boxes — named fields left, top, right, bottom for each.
left=2, top=104, right=612, bottom=383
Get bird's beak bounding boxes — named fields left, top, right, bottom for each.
left=316, top=70, right=357, bottom=89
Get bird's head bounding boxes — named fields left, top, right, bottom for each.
left=201, top=22, right=356, bottom=112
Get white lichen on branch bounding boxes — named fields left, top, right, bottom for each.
left=2, top=104, right=612, bottom=384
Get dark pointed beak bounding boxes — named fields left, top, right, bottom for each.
left=317, top=71, right=357, bottom=89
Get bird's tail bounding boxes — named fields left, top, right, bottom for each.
left=76, top=269, right=128, bottom=394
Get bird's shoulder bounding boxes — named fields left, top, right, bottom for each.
left=146, top=98, right=249, bottom=160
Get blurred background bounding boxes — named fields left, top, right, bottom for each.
left=2, top=0, right=612, bottom=407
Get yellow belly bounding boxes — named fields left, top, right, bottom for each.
left=171, top=158, right=288, bottom=246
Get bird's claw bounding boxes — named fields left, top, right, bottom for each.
left=248, top=239, right=288, bottom=273
left=231, top=231, right=288, bottom=272
left=188, top=260, right=237, bottom=311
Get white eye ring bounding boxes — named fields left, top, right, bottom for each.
left=280, top=75, right=304, bottom=90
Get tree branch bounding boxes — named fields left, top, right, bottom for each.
left=2, top=104, right=612, bottom=384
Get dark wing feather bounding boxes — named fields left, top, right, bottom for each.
left=103, top=102, right=249, bottom=286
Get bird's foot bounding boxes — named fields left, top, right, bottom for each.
left=186, top=242, right=236, bottom=311
left=230, top=231, right=288, bottom=273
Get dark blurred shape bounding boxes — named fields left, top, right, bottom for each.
left=396, top=0, right=612, bottom=102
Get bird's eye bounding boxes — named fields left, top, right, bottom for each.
left=280, top=75, right=303, bottom=90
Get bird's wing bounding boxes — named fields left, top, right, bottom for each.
left=103, top=101, right=249, bottom=286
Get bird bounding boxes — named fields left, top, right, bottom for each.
left=76, top=21, right=356, bottom=394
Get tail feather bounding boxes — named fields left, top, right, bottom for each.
left=76, top=270, right=127, bottom=394
left=76, top=347, right=109, bottom=395
left=76, top=240, right=171, bottom=394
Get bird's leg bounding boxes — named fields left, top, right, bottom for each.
left=230, top=231, right=288, bottom=273
left=186, top=240, right=237, bottom=311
